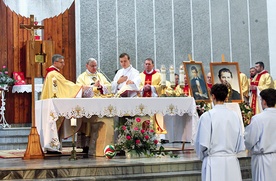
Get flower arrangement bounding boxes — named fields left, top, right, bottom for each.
left=196, top=101, right=211, bottom=117
left=0, top=65, right=15, bottom=86
left=115, top=117, right=158, bottom=156
left=239, top=102, right=253, bottom=127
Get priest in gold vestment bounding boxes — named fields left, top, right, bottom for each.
left=41, top=54, right=82, bottom=99
left=76, top=58, right=111, bottom=155
left=139, top=58, right=162, bottom=97
left=77, top=58, right=111, bottom=97
left=41, top=54, right=84, bottom=152
left=250, top=61, right=274, bottom=115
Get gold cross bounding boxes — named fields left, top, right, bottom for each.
left=20, top=15, right=44, bottom=48
left=145, top=79, right=151, bottom=85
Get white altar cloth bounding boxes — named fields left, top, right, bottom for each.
left=35, top=97, right=199, bottom=151
left=12, top=84, right=43, bottom=93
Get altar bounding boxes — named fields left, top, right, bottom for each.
left=35, top=97, right=199, bottom=156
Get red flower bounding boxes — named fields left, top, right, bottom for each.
left=141, top=129, right=145, bottom=134
left=126, top=135, right=131, bottom=140
left=136, top=139, right=141, bottom=144
left=136, top=117, right=141, bottom=122
left=144, top=135, right=149, bottom=140
left=134, top=127, right=139, bottom=131
left=122, top=125, right=126, bottom=130
left=150, top=129, right=154, bottom=133
left=154, top=140, right=158, bottom=144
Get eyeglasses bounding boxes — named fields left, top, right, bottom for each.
left=57, top=61, right=65, bottom=64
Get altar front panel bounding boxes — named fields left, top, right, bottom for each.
left=35, top=97, right=199, bottom=155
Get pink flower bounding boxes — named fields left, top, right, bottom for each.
left=134, top=127, right=139, bottom=131
left=122, top=125, right=126, bottom=130
left=150, top=129, right=154, bottom=133
left=144, top=135, right=149, bottom=140
left=126, top=135, right=131, bottom=140
left=4, top=71, right=8, bottom=74
left=2, top=66, right=6, bottom=69
left=154, top=140, right=158, bottom=144
left=141, top=129, right=145, bottom=134
left=135, top=139, right=141, bottom=144
left=136, top=117, right=141, bottom=122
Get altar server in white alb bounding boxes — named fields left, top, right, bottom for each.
left=195, top=83, right=245, bottom=181
left=111, top=53, right=141, bottom=97
left=244, top=88, right=276, bottom=181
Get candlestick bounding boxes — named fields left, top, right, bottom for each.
left=160, top=65, right=166, bottom=86
left=169, top=65, right=175, bottom=86
left=179, top=65, right=184, bottom=86
left=71, top=118, right=77, bottom=126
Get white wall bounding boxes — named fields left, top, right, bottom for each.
left=267, top=0, right=276, bottom=79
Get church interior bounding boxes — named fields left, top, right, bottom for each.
left=1, top=0, right=276, bottom=180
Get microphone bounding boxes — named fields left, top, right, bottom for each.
left=97, top=68, right=112, bottom=83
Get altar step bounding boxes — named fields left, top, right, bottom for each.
left=0, top=154, right=252, bottom=180
left=0, top=127, right=72, bottom=150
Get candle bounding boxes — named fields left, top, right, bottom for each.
left=179, top=66, right=184, bottom=86
left=169, top=65, right=175, bottom=86
left=71, top=118, right=77, bottom=126
left=160, top=65, right=166, bottom=86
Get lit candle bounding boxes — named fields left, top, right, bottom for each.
left=169, top=65, right=175, bottom=86
left=160, top=65, right=166, bottom=86
left=71, top=118, right=77, bottom=126
left=179, top=65, right=184, bottom=86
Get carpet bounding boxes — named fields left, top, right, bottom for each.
left=0, top=147, right=83, bottom=159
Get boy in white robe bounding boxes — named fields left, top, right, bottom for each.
left=195, top=83, right=245, bottom=181
left=244, top=88, right=276, bottom=181
left=111, top=53, right=141, bottom=97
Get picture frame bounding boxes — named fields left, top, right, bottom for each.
left=210, top=62, right=242, bottom=102
left=183, top=61, right=210, bottom=102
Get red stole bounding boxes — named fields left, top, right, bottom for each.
left=250, top=70, right=268, bottom=114
left=183, top=84, right=190, bottom=96
left=143, top=70, right=157, bottom=97
left=207, top=83, right=212, bottom=89
left=45, top=67, right=59, bottom=77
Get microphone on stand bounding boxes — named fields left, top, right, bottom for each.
left=97, top=68, right=112, bottom=83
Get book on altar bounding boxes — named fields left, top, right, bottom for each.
left=13, top=72, right=26, bottom=85
left=118, top=84, right=139, bottom=97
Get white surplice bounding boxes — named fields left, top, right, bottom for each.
left=111, top=65, right=141, bottom=96
left=195, top=104, right=245, bottom=181
left=244, top=108, right=276, bottom=181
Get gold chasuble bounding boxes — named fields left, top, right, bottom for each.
left=139, top=70, right=162, bottom=97
left=250, top=70, right=274, bottom=114
left=139, top=70, right=165, bottom=134
left=239, top=72, right=249, bottom=101
left=175, top=84, right=191, bottom=97
left=41, top=67, right=82, bottom=99
left=41, top=67, right=82, bottom=151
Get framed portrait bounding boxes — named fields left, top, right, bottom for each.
left=210, top=62, right=242, bottom=102
left=183, top=61, right=210, bottom=102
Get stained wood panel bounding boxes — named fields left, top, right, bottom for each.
left=0, top=0, right=76, bottom=125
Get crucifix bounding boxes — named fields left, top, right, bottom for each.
left=20, top=15, right=44, bottom=48
left=20, top=14, right=45, bottom=159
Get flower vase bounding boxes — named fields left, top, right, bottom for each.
left=125, top=150, right=138, bottom=159
left=125, top=150, right=147, bottom=159
left=0, top=84, right=8, bottom=91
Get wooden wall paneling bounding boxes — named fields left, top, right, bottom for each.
left=18, top=15, right=26, bottom=124
left=0, top=0, right=6, bottom=67
left=62, top=10, right=70, bottom=81
left=42, top=40, right=55, bottom=76
left=7, top=13, right=20, bottom=124
left=6, top=8, right=15, bottom=124
left=68, top=4, right=76, bottom=82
